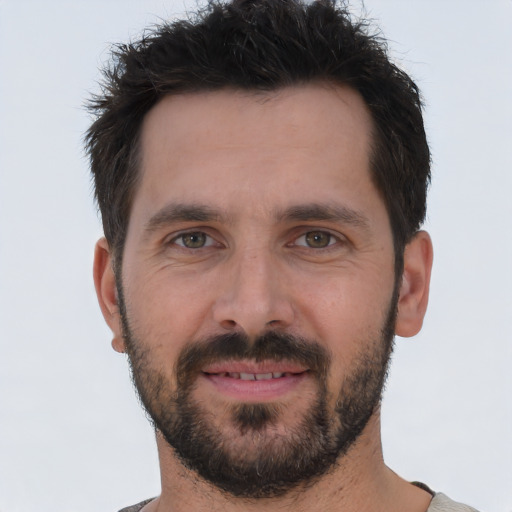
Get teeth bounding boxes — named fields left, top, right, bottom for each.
left=221, top=372, right=289, bottom=380
left=206, top=370, right=302, bottom=380
left=255, top=373, right=273, bottom=381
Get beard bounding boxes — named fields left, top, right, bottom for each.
left=117, top=284, right=397, bottom=499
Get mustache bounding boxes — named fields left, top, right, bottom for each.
left=175, top=331, right=331, bottom=384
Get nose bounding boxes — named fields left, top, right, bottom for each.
left=212, top=247, right=295, bottom=337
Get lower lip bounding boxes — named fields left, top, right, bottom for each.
left=201, top=372, right=309, bottom=401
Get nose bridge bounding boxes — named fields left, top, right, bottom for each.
left=213, top=242, right=294, bottom=335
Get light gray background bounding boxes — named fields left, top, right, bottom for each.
left=1, top=1, right=511, bottom=511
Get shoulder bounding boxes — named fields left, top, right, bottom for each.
left=118, top=498, right=154, bottom=512
left=427, top=492, right=480, bottom=512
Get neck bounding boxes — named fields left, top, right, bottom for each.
left=144, top=412, right=432, bottom=512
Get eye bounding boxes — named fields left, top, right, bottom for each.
left=173, top=232, right=214, bottom=249
left=295, top=231, right=336, bottom=248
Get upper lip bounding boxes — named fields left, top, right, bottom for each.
left=202, top=360, right=308, bottom=375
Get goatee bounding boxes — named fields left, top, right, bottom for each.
left=118, top=288, right=395, bottom=498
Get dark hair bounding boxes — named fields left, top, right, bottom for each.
left=85, top=0, right=430, bottom=271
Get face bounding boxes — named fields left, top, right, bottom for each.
left=111, top=85, right=399, bottom=496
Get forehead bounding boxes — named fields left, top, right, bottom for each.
left=140, top=84, right=372, bottom=166
left=133, top=84, right=378, bottom=225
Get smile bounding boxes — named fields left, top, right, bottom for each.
left=205, top=371, right=298, bottom=380
left=200, top=364, right=310, bottom=401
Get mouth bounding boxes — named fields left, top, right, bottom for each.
left=200, top=362, right=310, bottom=401
left=204, top=371, right=301, bottom=380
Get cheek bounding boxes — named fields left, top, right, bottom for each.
left=297, top=268, right=392, bottom=334
left=122, top=269, right=216, bottom=361
left=293, top=270, right=394, bottom=377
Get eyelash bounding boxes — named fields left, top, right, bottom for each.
left=169, top=231, right=218, bottom=249
left=292, top=231, right=339, bottom=249
left=166, top=229, right=344, bottom=251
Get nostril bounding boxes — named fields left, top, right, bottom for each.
left=220, top=319, right=238, bottom=330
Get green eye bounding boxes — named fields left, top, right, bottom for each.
left=304, top=231, right=332, bottom=248
left=178, top=232, right=208, bottom=248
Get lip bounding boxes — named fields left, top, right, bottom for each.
left=201, top=360, right=309, bottom=402
left=202, top=361, right=308, bottom=375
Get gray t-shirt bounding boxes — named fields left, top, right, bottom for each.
left=427, top=493, right=480, bottom=512
left=118, top=490, right=480, bottom=512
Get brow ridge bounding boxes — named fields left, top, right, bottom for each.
left=276, top=203, right=371, bottom=230
left=144, top=201, right=371, bottom=235
left=144, top=203, right=226, bottom=234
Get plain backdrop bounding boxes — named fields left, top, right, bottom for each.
left=0, top=1, right=511, bottom=511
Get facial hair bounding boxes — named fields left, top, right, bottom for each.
left=117, top=284, right=396, bottom=499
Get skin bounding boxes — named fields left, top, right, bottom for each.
left=94, top=84, right=433, bottom=512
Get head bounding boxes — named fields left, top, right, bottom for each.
left=85, top=0, right=430, bottom=274
left=89, top=0, right=433, bottom=500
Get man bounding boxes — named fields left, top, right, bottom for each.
left=86, top=1, right=479, bottom=511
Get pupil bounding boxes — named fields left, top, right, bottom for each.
left=184, top=232, right=205, bottom=248
left=306, top=231, right=330, bottom=248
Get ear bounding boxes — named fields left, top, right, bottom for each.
left=93, top=238, right=126, bottom=353
left=395, top=230, right=434, bottom=338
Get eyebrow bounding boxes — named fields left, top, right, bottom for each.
left=276, top=203, right=371, bottom=231
left=144, top=203, right=227, bottom=235
left=143, top=201, right=371, bottom=235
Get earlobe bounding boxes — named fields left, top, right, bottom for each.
left=395, top=231, right=434, bottom=338
left=93, top=238, right=126, bottom=353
